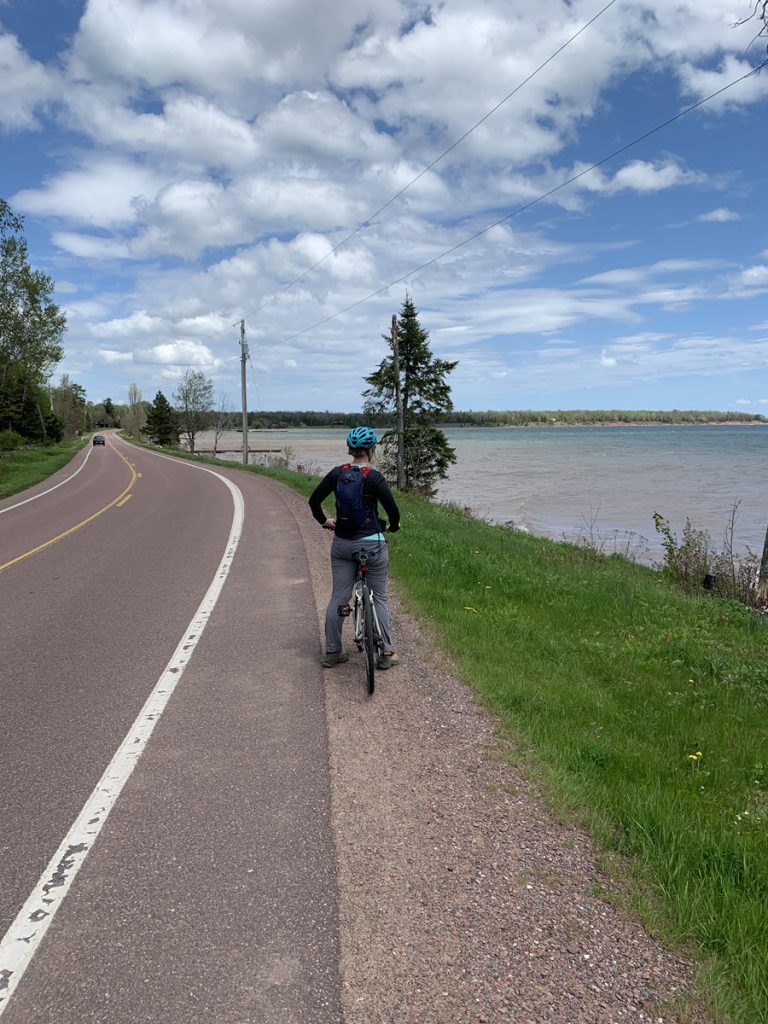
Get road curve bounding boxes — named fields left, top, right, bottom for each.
left=0, top=434, right=341, bottom=1023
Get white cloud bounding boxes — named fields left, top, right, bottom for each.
left=738, top=265, right=768, bottom=288
left=52, top=233, right=131, bottom=259
left=62, top=299, right=112, bottom=320
left=678, top=54, right=767, bottom=109
left=63, top=88, right=264, bottom=168
left=98, top=349, right=134, bottom=364
left=696, top=207, right=741, bottom=222
left=334, top=2, right=637, bottom=163
left=581, top=159, right=707, bottom=195
left=0, top=31, right=59, bottom=129
left=177, top=313, right=233, bottom=335
left=133, top=340, right=220, bottom=367
left=257, top=90, right=396, bottom=163
left=14, top=159, right=168, bottom=228
left=97, top=312, right=166, bottom=338
left=67, top=0, right=403, bottom=104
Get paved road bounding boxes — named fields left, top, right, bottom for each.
left=0, top=435, right=341, bottom=1023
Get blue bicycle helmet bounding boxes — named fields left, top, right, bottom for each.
left=346, top=426, right=377, bottom=449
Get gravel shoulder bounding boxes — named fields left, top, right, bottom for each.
left=270, top=477, right=704, bottom=1024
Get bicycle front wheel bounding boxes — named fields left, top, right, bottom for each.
left=362, top=585, right=375, bottom=696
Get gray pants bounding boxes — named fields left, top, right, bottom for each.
left=325, top=536, right=393, bottom=654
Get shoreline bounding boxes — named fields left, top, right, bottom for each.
left=246, top=420, right=768, bottom=431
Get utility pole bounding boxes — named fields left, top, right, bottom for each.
left=240, top=319, right=249, bottom=466
left=392, top=313, right=405, bottom=490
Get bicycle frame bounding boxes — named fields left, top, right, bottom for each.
left=351, top=553, right=383, bottom=652
left=352, top=579, right=383, bottom=649
left=336, top=549, right=384, bottom=695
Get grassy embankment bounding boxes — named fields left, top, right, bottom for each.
left=0, top=439, right=86, bottom=500
left=12, top=444, right=768, bottom=1021
left=255, top=461, right=768, bottom=1024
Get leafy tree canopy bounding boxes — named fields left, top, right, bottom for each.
left=174, top=370, right=214, bottom=453
left=1, top=199, right=66, bottom=386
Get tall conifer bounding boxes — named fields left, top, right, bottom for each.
left=364, top=295, right=457, bottom=496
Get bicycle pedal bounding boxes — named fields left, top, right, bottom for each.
left=337, top=605, right=352, bottom=617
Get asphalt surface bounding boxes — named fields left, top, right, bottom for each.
left=0, top=435, right=342, bottom=1023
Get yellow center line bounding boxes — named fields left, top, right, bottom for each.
left=0, top=439, right=139, bottom=575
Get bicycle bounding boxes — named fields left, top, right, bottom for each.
left=338, top=548, right=385, bottom=696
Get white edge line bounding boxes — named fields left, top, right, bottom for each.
left=0, top=445, right=94, bottom=515
left=0, top=461, right=245, bottom=1014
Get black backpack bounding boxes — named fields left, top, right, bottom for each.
left=335, top=464, right=375, bottom=532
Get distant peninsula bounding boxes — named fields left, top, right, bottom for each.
left=248, top=409, right=767, bottom=429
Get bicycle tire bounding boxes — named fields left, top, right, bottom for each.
left=362, top=584, right=375, bottom=696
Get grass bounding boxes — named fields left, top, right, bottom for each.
left=278, top=464, right=768, bottom=1022
left=386, top=495, right=768, bottom=1023
left=0, top=439, right=87, bottom=499
left=11, top=445, right=768, bottom=1021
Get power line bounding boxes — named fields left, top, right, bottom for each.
left=275, top=61, right=767, bottom=346
left=231, top=0, right=619, bottom=327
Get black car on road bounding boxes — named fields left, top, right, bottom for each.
left=92, top=434, right=106, bottom=445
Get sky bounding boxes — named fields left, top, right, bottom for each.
left=1, top=0, right=767, bottom=414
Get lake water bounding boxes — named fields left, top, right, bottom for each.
left=201, top=425, right=768, bottom=564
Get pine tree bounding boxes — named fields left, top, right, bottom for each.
left=144, top=391, right=180, bottom=447
left=364, top=295, right=458, bottom=496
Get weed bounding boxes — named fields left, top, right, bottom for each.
left=654, top=505, right=766, bottom=612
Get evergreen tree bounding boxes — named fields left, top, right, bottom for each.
left=145, top=391, right=180, bottom=446
left=363, top=295, right=458, bottom=496
left=102, top=397, right=118, bottom=426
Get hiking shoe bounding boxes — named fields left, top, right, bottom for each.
left=376, top=652, right=400, bottom=670
left=321, top=651, right=349, bottom=668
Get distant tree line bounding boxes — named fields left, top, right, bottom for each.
left=441, top=409, right=767, bottom=426
left=246, top=411, right=373, bottom=429
left=242, top=408, right=767, bottom=428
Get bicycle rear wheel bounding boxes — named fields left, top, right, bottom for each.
left=362, top=585, right=375, bottom=696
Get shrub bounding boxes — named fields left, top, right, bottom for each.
left=0, top=429, right=24, bottom=452
left=654, top=505, right=765, bottom=610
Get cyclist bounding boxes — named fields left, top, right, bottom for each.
left=308, top=426, right=401, bottom=669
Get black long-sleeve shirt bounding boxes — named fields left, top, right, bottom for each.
left=308, top=464, right=400, bottom=540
